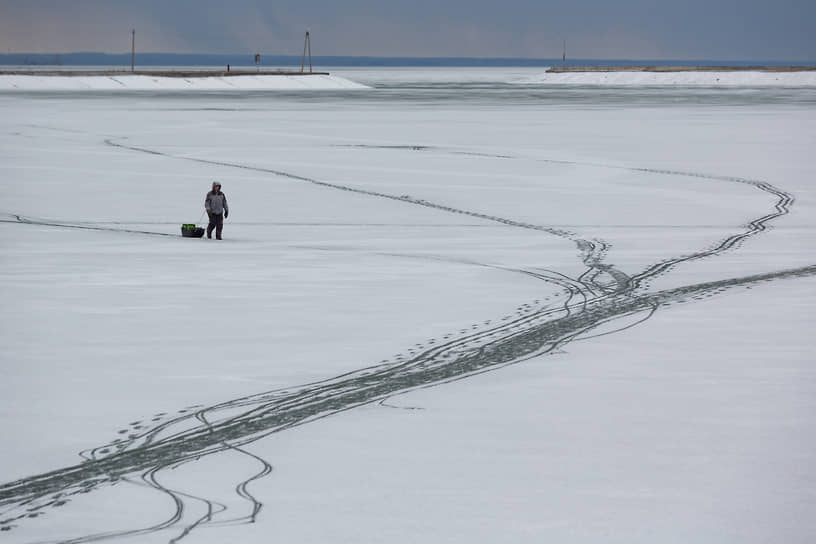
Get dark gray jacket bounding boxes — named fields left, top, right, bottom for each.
left=205, top=190, right=228, bottom=215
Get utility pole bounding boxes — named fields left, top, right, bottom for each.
left=131, top=29, right=135, bottom=72
left=301, top=30, right=312, bottom=73
left=562, top=38, right=566, bottom=64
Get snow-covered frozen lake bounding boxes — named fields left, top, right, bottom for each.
left=1, top=68, right=815, bottom=543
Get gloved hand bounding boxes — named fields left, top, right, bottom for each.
left=224, top=211, right=229, bottom=219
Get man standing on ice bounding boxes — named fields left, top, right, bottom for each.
left=205, top=181, right=229, bottom=240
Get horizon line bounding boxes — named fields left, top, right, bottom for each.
left=1, top=52, right=815, bottom=64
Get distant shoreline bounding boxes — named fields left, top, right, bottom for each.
left=547, top=66, right=816, bottom=73
left=0, top=69, right=329, bottom=77
left=1, top=53, right=815, bottom=68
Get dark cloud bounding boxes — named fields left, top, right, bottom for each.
left=1, top=0, right=813, bottom=60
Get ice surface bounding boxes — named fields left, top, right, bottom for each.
left=1, top=68, right=814, bottom=543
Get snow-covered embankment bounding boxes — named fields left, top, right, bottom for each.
left=0, top=73, right=369, bottom=91
left=515, top=70, right=816, bottom=86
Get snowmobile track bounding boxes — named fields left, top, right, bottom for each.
left=0, top=136, right=805, bottom=543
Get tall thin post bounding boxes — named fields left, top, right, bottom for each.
left=301, top=31, right=309, bottom=73
left=131, top=29, right=135, bottom=72
left=307, top=31, right=312, bottom=73
left=562, top=39, right=566, bottom=64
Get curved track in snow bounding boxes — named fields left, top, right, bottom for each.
left=0, top=138, right=810, bottom=543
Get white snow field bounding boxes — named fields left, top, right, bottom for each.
left=0, top=73, right=368, bottom=91
left=515, top=69, right=816, bottom=87
left=1, top=68, right=815, bottom=543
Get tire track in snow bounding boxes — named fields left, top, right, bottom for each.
left=0, top=139, right=802, bottom=542
left=1, top=214, right=175, bottom=237
left=102, top=138, right=613, bottom=277
left=335, top=143, right=795, bottom=290
left=2, top=262, right=814, bottom=542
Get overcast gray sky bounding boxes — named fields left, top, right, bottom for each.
left=1, top=0, right=814, bottom=60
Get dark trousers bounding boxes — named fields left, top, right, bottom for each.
left=207, top=213, right=224, bottom=239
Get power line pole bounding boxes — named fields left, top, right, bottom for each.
left=301, top=30, right=312, bottom=73
left=131, top=29, right=135, bottom=72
